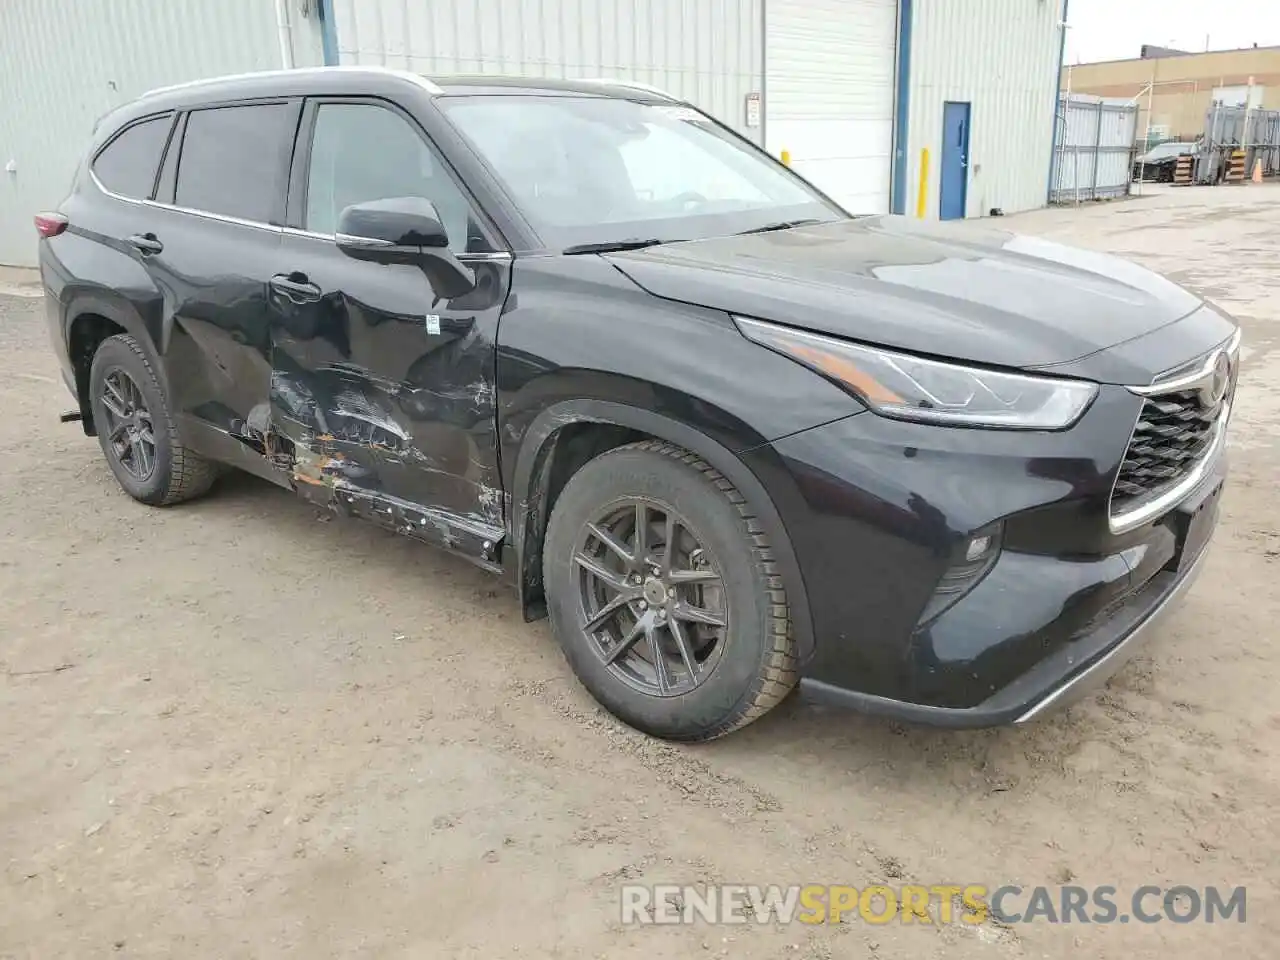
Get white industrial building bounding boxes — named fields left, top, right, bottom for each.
left=1, top=0, right=1068, bottom=267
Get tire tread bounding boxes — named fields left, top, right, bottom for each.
left=97, top=334, right=217, bottom=505
left=612, top=439, right=798, bottom=740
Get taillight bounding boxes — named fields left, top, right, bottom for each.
left=34, top=213, right=68, bottom=238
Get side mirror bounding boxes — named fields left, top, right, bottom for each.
left=335, top=197, right=475, bottom=299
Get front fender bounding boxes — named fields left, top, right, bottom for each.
left=509, top=398, right=817, bottom=665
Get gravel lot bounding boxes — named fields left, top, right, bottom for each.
left=2, top=185, right=1277, bottom=959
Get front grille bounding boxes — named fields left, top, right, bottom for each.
left=1113, top=390, right=1222, bottom=504
left=1110, top=338, right=1238, bottom=524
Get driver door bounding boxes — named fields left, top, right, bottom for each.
left=268, top=97, right=513, bottom=566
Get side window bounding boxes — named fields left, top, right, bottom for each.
left=92, top=115, right=173, bottom=200
left=175, top=103, right=293, bottom=222
left=304, top=102, right=490, bottom=253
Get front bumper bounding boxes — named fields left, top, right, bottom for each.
left=742, top=383, right=1226, bottom=726
left=799, top=518, right=1215, bottom=728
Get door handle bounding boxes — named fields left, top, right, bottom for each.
left=128, top=233, right=163, bottom=255
left=269, top=274, right=322, bottom=303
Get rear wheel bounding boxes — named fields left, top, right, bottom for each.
left=88, top=334, right=217, bottom=505
left=544, top=440, right=797, bottom=741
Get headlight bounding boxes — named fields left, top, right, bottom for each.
left=735, top=317, right=1097, bottom=430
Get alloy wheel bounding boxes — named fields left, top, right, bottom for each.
left=573, top=498, right=728, bottom=697
left=98, top=368, right=157, bottom=481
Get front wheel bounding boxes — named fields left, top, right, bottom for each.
left=544, top=440, right=797, bottom=741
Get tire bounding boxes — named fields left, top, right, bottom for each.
left=543, top=440, right=797, bottom=741
left=88, top=334, right=218, bottom=506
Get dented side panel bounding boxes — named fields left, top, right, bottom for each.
left=267, top=232, right=510, bottom=562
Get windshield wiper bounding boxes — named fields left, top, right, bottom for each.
left=736, top=218, right=824, bottom=235
left=562, top=238, right=663, bottom=255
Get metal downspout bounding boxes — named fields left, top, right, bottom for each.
left=319, top=0, right=340, bottom=66
left=275, top=0, right=294, bottom=69
left=891, top=0, right=914, bottom=215
left=1047, top=0, right=1071, bottom=204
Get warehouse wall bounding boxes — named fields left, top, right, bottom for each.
left=330, top=0, right=764, bottom=140
left=0, top=0, right=323, bottom=267
left=1063, top=48, right=1280, bottom=140
left=905, top=0, right=1064, bottom=218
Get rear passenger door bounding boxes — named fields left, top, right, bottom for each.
left=268, top=98, right=512, bottom=564
left=144, top=99, right=300, bottom=475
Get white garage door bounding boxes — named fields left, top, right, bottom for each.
left=764, top=0, right=898, bottom=214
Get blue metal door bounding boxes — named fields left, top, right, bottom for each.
left=940, top=101, right=971, bottom=220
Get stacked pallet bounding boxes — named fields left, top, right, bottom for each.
left=1174, top=156, right=1194, bottom=184
left=1226, top=149, right=1248, bottom=182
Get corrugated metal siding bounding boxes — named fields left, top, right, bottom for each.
left=0, top=0, right=297, bottom=267
left=763, top=0, right=898, bottom=214
left=905, top=0, right=1063, bottom=218
left=1051, top=95, right=1138, bottom=202
left=331, top=0, right=763, bottom=139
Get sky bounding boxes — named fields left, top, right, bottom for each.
left=1065, top=0, right=1280, bottom=64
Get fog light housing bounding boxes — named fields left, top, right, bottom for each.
left=917, top=523, right=1004, bottom=625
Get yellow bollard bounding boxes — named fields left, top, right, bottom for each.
left=916, top=148, right=930, bottom=219
left=780, top=149, right=791, bottom=167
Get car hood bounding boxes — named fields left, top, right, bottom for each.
left=1138, top=145, right=1193, bottom=163
left=604, top=217, right=1223, bottom=382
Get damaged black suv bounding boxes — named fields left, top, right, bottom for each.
left=39, top=68, right=1237, bottom=741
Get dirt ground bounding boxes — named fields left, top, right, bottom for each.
left=2, top=185, right=1277, bottom=960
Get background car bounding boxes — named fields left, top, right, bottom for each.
left=1133, top=141, right=1198, bottom=182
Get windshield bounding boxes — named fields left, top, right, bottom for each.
left=438, top=94, right=846, bottom=249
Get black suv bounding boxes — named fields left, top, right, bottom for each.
left=38, top=67, right=1238, bottom=740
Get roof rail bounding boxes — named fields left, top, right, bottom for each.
left=582, top=77, right=677, bottom=101
left=141, top=66, right=443, bottom=100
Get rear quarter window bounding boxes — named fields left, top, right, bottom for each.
left=91, top=114, right=174, bottom=200
left=174, top=103, right=294, bottom=223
